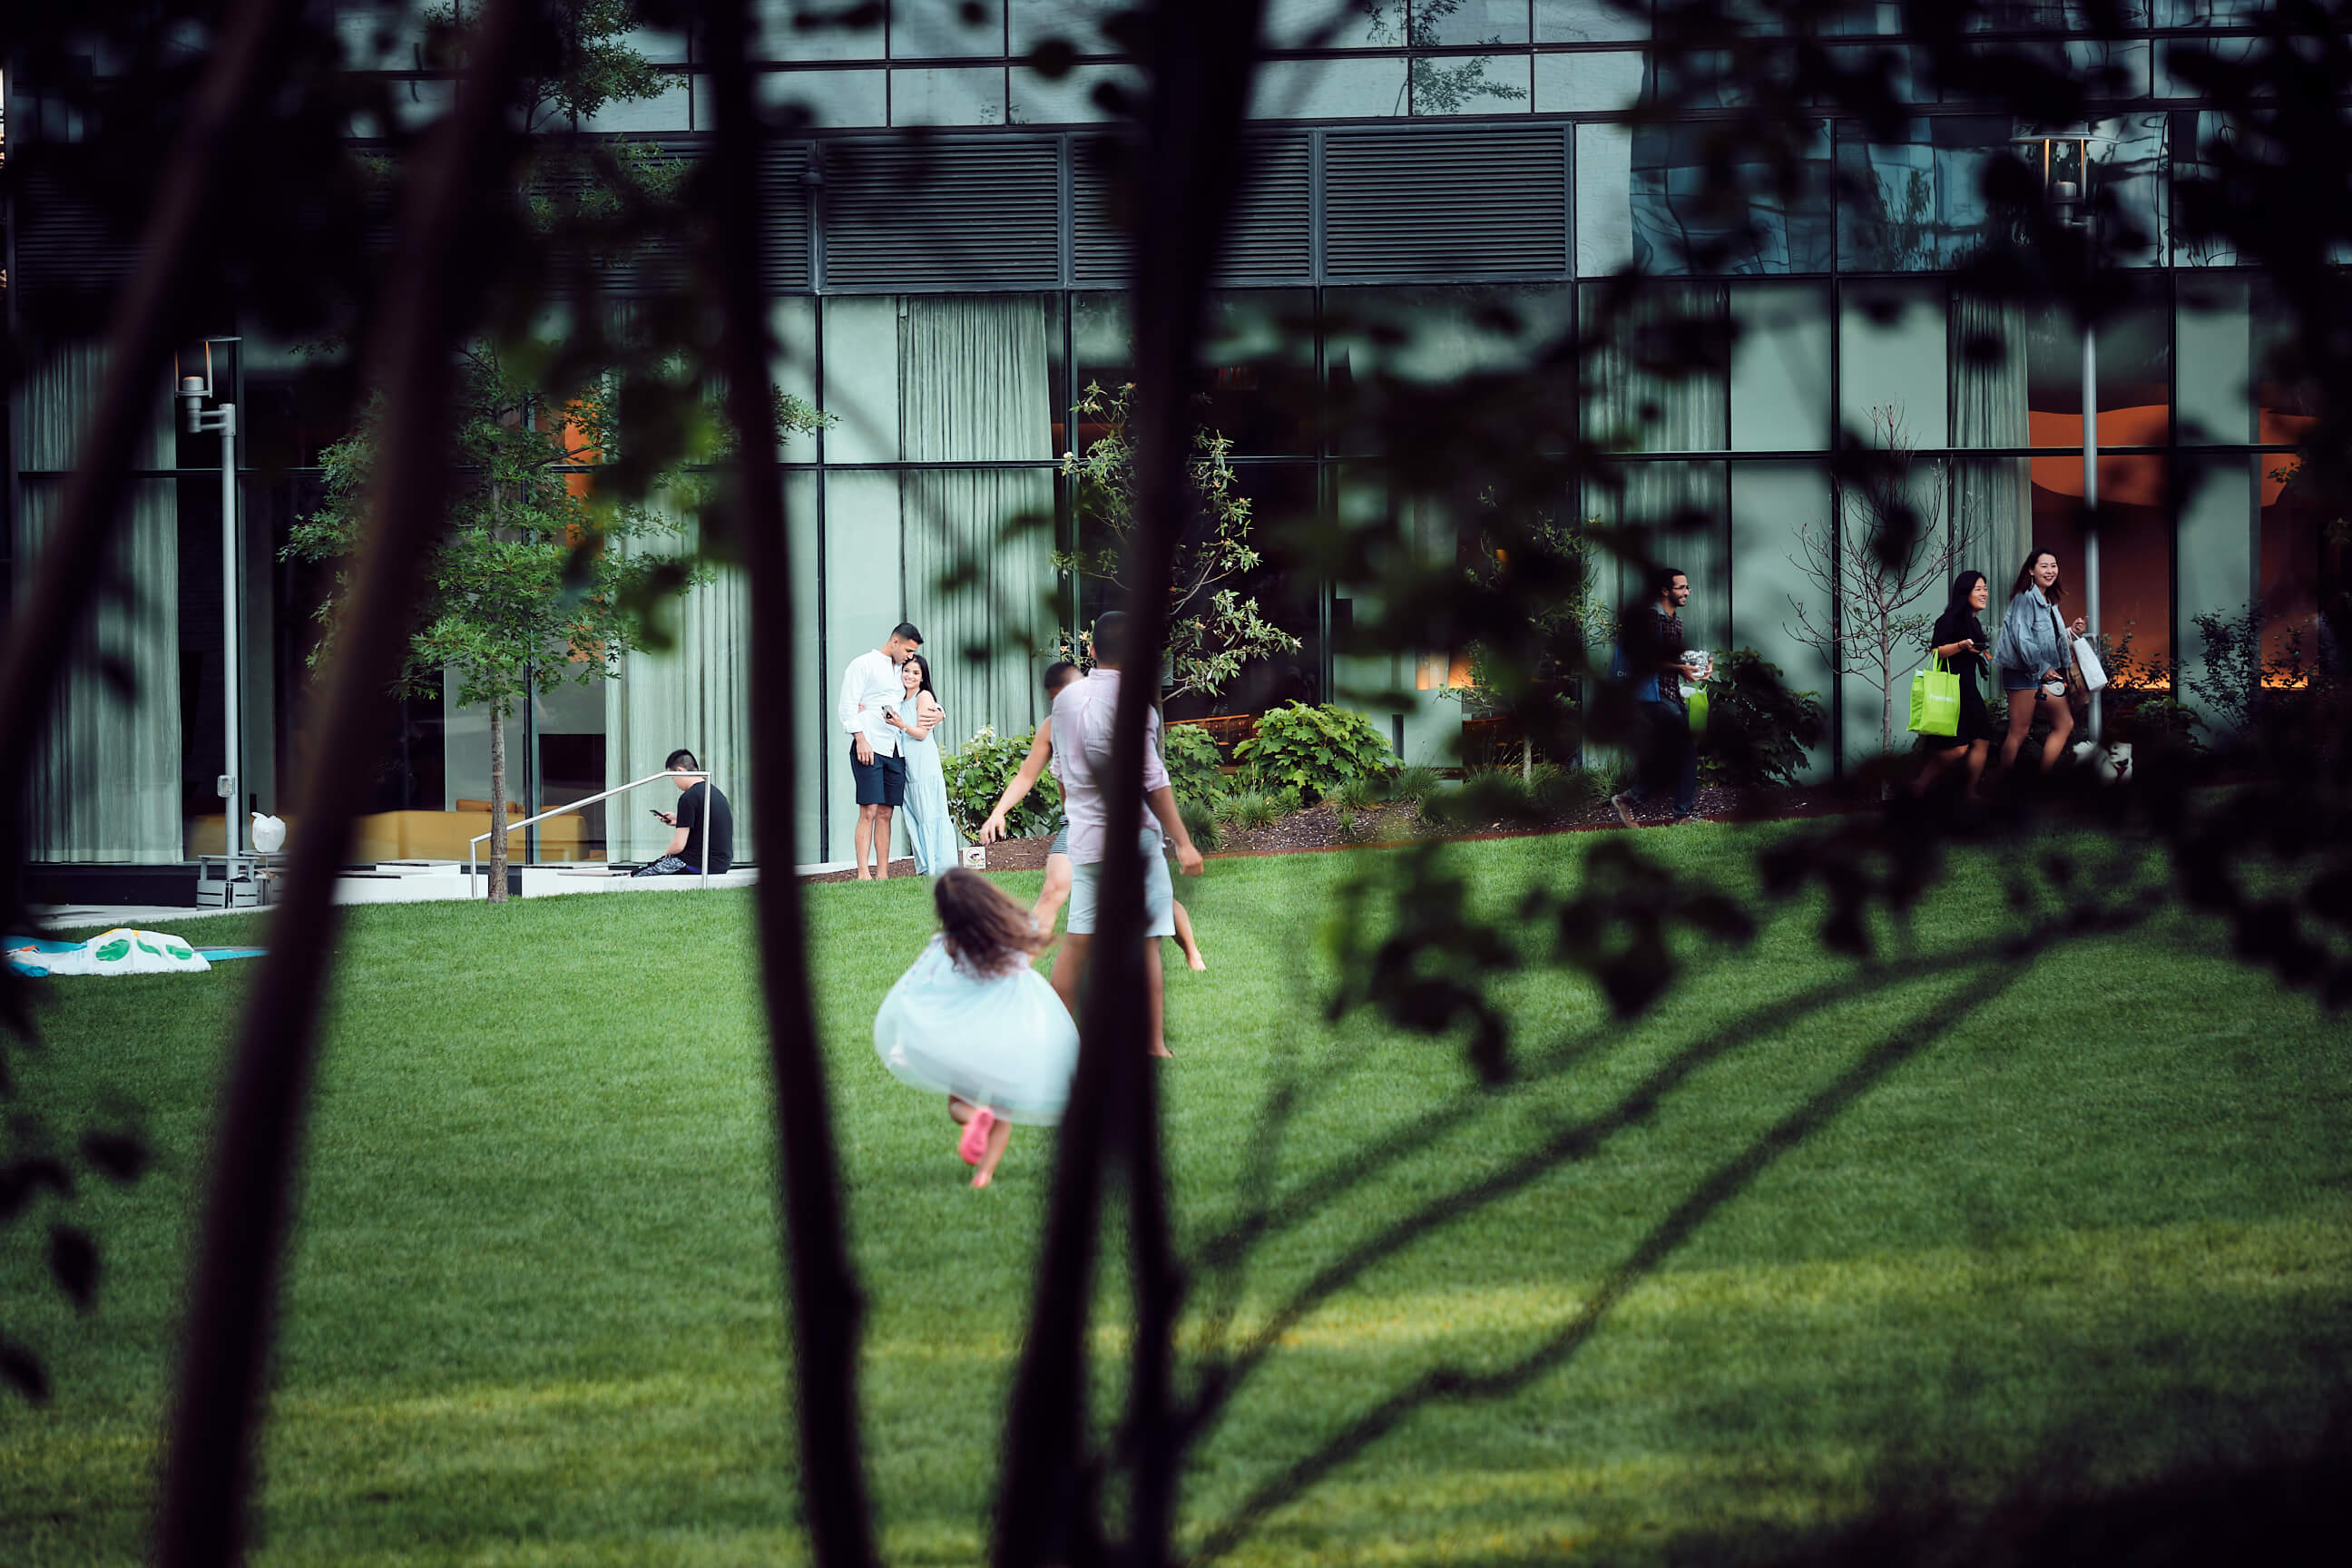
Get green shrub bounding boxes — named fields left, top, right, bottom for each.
left=1216, top=789, right=1285, bottom=833
left=1524, top=762, right=1581, bottom=813
left=1235, top=702, right=1396, bottom=804
left=1331, top=774, right=1380, bottom=813
left=1178, top=794, right=1220, bottom=852
left=1699, top=648, right=1825, bottom=789
left=1575, top=751, right=1636, bottom=808
left=942, top=726, right=1059, bottom=839
left=1161, top=720, right=1230, bottom=808
left=1388, top=764, right=1445, bottom=806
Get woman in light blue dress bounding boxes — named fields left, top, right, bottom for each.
left=874, top=869, right=1078, bottom=1187
left=885, top=652, right=966, bottom=876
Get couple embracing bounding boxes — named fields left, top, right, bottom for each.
left=838, top=621, right=963, bottom=879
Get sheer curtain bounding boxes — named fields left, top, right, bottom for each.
left=13, top=344, right=181, bottom=861
left=1583, top=285, right=1730, bottom=641
left=1951, top=293, right=2033, bottom=583
left=604, top=502, right=754, bottom=862
left=899, top=295, right=1056, bottom=746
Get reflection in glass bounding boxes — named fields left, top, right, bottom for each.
left=1011, top=63, right=1140, bottom=122
left=2260, top=454, right=2345, bottom=667
left=1534, top=0, right=1650, bottom=43
left=1840, top=279, right=1947, bottom=444
left=1581, top=283, right=1727, bottom=454
left=1411, top=53, right=1531, bottom=115
left=1261, top=0, right=1396, bottom=49
left=1250, top=55, right=1410, bottom=118
left=1631, top=118, right=1831, bottom=273
left=1729, top=282, right=1830, bottom=451
left=1010, top=1, right=1127, bottom=54
left=892, top=66, right=1007, bottom=125
left=1326, top=284, right=1574, bottom=454
left=1836, top=116, right=2012, bottom=271
left=894, top=0, right=1005, bottom=58
left=1533, top=49, right=1642, bottom=114
left=1418, top=1, right=1531, bottom=46
left=2175, top=273, right=2252, bottom=445
left=753, top=0, right=884, bottom=60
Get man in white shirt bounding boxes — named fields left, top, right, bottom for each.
left=838, top=621, right=923, bottom=880
left=1050, top=612, right=1204, bottom=1057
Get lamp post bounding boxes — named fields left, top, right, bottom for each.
left=2014, top=127, right=2113, bottom=742
left=177, top=338, right=247, bottom=880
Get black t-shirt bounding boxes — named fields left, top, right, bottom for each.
left=675, top=781, right=734, bottom=873
left=1932, top=608, right=1988, bottom=683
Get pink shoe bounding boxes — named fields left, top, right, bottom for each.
left=957, top=1107, right=996, bottom=1166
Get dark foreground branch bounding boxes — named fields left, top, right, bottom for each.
left=0, top=0, right=307, bottom=1033
left=700, top=4, right=879, bottom=1564
left=155, top=5, right=533, bottom=1563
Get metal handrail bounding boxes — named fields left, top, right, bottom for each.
left=467, top=769, right=713, bottom=898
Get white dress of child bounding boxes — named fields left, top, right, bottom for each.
left=873, top=934, right=1080, bottom=1125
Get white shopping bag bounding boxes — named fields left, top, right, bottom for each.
left=2071, top=634, right=2109, bottom=693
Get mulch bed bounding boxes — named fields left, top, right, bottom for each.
left=800, top=782, right=1869, bottom=881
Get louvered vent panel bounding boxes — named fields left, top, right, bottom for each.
left=1220, top=135, right=1310, bottom=281
left=12, top=168, right=141, bottom=298
left=759, top=143, right=814, bottom=292
left=1071, top=138, right=1128, bottom=285
left=822, top=138, right=1059, bottom=289
left=1325, top=129, right=1566, bottom=279
left=1073, top=134, right=1309, bottom=286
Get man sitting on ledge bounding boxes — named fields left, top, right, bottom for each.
left=632, top=749, right=733, bottom=877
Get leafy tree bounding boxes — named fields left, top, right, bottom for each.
left=288, top=340, right=699, bottom=899
left=1057, top=379, right=1302, bottom=701
left=1235, top=701, right=1398, bottom=802
left=1785, top=406, right=1968, bottom=763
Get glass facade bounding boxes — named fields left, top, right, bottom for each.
left=6, top=0, right=2324, bottom=865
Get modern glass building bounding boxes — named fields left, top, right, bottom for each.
left=5, top=1, right=2336, bottom=885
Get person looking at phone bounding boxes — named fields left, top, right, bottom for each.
left=631, top=749, right=733, bottom=877
left=1994, top=548, right=2087, bottom=774
left=1913, top=570, right=1997, bottom=799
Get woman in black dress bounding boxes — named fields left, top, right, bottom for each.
left=1914, top=570, right=1996, bottom=799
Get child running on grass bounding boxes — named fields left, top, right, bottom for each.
left=872, top=867, right=1080, bottom=1189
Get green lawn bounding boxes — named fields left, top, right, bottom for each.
left=4, top=828, right=2348, bottom=1566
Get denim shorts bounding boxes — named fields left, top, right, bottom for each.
left=1065, top=829, right=1175, bottom=938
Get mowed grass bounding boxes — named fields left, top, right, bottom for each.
left=3, top=826, right=2349, bottom=1566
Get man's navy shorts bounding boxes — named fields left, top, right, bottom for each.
left=850, top=743, right=906, bottom=807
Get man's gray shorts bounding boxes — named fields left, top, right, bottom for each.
left=1066, top=828, right=1175, bottom=938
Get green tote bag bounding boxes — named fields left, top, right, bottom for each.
left=1907, top=656, right=1961, bottom=737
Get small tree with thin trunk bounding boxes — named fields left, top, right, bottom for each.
left=289, top=340, right=712, bottom=900
left=1786, top=406, right=1967, bottom=760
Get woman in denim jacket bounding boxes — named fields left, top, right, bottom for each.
left=1994, top=547, right=2088, bottom=772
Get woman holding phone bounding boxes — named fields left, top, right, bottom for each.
left=1994, top=547, right=2088, bottom=773
left=1914, top=570, right=1995, bottom=799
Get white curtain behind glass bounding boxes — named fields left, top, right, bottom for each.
left=1583, top=285, right=1730, bottom=642
left=1951, top=293, right=2033, bottom=583
left=900, top=294, right=1055, bottom=748
left=603, top=501, right=754, bottom=862
left=13, top=344, right=181, bottom=862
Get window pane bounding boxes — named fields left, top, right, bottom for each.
left=1011, top=62, right=1139, bottom=122
left=1580, top=282, right=1727, bottom=453
left=753, top=0, right=884, bottom=61
left=694, top=68, right=887, bottom=128
left=1840, top=279, right=1947, bottom=446
left=1631, top=118, right=1830, bottom=273
left=1263, top=0, right=1403, bottom=49
left=895, top=0, right=1005, bottom=57
left=2176, top=274, right=2252, bottom=445
left=1729, top=461, right=1833, bottom=780
left=1010, top=1, right=1128, bottom=53
left=1835, top=116, right=2013, bottom=272
left=1250, top=55, right=1410, bottom=117
left=892, top=66, right=1007, bottom=125
left=1729, top=282, right=1829, bottom=451
left=1411, top=52, right=1531, bottom=115
left=1533, top=49, right=1642, bottom=113
left=2261, top=454, right=2341, bottom=667
left=1534, top=0, right=1649, bottom=43
left=1416, top=0, right=1530, bottom=45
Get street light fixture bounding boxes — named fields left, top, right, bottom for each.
left=2013, top=126, right=2115, bottom=741
left=177, top=337, right=254, bottom=902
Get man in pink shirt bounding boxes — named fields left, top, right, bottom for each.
left=1050, top=612, right=1204, bottom=1057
